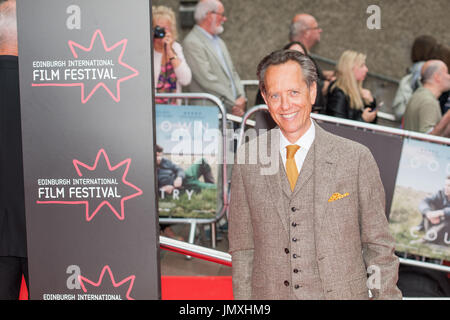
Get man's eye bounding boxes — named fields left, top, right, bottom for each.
left=270, top=94, right=279, bottom=100
left=290, top=91, right=300, bottom=96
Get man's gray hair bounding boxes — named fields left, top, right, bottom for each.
left=256, top=49, right=318, bottom=93
left=194, top=0, right=219, bottom=24
left=0, top=0, right=17, bottom=47
left=289, top=20, right=309, bottom=42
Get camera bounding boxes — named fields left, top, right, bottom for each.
left=154, top=26, right=166, bottom=39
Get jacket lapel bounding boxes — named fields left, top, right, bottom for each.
left=260, top=123, right=338, bottom=234
left=313, top=123, right=338, bottom=233
left=261, top=129, right=289, bottom=234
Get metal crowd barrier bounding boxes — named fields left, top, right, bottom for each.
left=160, top=235, right=231, bottom=267
left=159, top=236, right=450, bottom=299
left=159, top=236, right=450, bottom=274
left=155, top=98, right=449, bottom=299
left=242, top=52, right=402, bottom=86
left=240, top=79, right=398, bottom=123
left=236, top=104, right=450, bottom=274
left=309, top=53, right=400, bottom=85
left=238, top=104, right=450, bottom=146
left=155, top=93, right=230, bottom=249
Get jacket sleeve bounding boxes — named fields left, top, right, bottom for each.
left=363, top=98, right=378, bottom=124
left=172, top=42, right=192, bottom=86
left=417, top=102, right=442, bottom=133
left=326, top=86, right=349, bottom=119
left=357, top=147, right=402, bottom=300
left=183, top=37, right=236, bottom=108
left=228, top=162, right=254, bottom=300
left=220, top=39, right=245, bottom=99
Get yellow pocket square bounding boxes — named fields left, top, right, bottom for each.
left=328, top=192, right=349, bottom=202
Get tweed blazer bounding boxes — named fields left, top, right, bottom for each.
left=182, top=25, right=245, bottom=112
left=228, top=122, right=402, bottom=300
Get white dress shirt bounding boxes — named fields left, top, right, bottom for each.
left=279, top=118, right=315, bottom=174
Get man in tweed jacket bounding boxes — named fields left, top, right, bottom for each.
left=228, top=50, right=402, bottom=300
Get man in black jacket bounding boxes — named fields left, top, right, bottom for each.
left=289, top=13, right=335, bottom=113
left=0, top=0, right=29, bottom=300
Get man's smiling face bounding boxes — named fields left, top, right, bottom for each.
left=262, top=60, right=316, bottom=143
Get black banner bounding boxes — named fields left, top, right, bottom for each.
left=17, top=0, right=160, bottom=299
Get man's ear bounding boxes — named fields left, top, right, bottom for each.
left=309, top=82, right=317, bottom=105
left=260, top=88, right=269, bottom=105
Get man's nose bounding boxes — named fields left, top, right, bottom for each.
left=280, top=94, right=290, bottom=110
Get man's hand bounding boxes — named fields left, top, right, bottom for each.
left=232, top=106, right=244, bottom=117
left=173, top=176, right=183, bottom=188
left=232, top=96, right=247, bottom=117
left=426, top=210, right=444, bottom=224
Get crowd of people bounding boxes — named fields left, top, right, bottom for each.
left=152, top=0, right=450, bottom=137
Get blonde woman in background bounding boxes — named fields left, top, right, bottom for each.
left=153, top=5, right=191, bottom=105
left=326, top=50, right=378, bottom=123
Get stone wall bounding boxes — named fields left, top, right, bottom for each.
left=151, top=0, right=449, bottom=83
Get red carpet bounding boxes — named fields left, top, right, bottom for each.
left=162, top=276, right=233, bottom=300
left=19, top=275, right=233, bottom=300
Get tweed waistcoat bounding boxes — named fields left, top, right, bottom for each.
left=279, top=147, right=325, bottom=300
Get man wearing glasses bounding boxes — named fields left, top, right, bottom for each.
left=183, top=0, right=247, bottom=117
left=289, top=13, right=334, bottom=113
left=289, top=13, right=323, bottom=53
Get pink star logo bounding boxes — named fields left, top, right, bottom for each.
left=78, top=265, right=136, bottom=300
left=37, top=149, right=143, bottom=222
left=32, top=29, right=139, bottom=103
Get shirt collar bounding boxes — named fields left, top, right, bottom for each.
left=279, top=118, right=315, bottom=153
left=195, top=25, right=217, bottom=41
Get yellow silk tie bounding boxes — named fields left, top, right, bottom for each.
left=286, top=145, right=300, bottom=192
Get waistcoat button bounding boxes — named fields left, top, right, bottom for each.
left=284, top=280, right=290, bottom=287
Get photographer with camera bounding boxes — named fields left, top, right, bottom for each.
left=153, top=5, right=191, bottom=105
